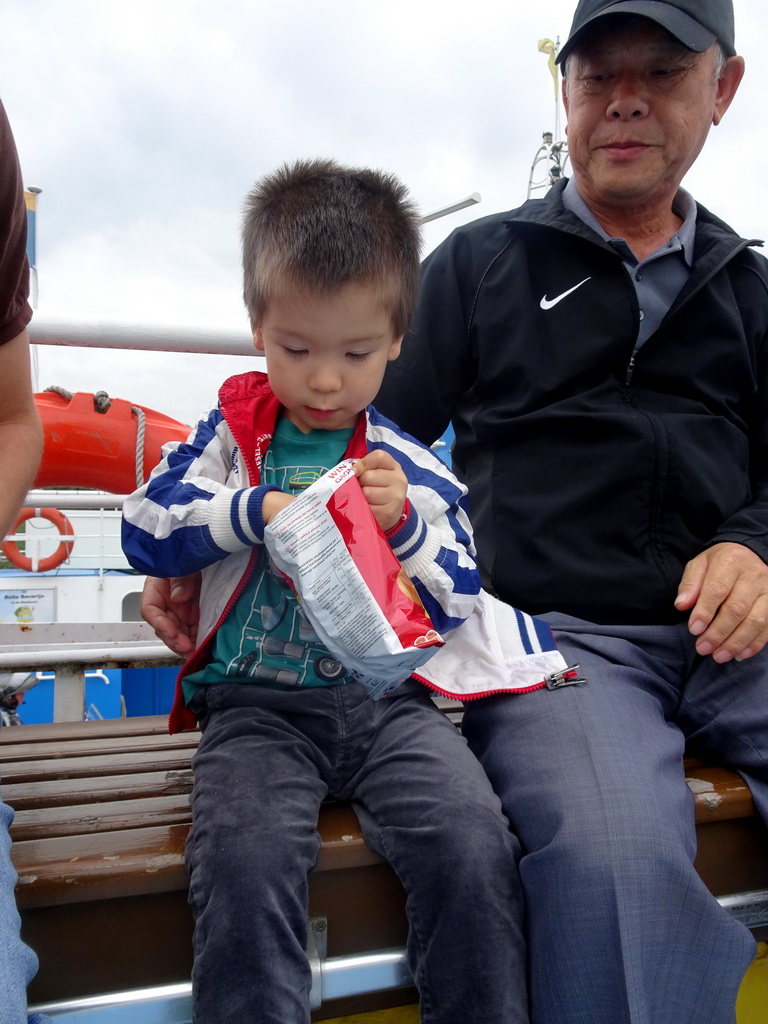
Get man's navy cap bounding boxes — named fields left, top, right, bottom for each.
left=556, top=0, right=736, bottom=65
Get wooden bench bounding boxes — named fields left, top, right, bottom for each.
left=1, top=716, right=413, bottom=1020
left=2, top=716, right=767, bottom=1018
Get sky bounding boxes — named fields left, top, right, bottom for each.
left=2, top=0, right=767, bottom=426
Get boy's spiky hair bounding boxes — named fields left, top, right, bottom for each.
left=242, top=158, right=421, bottom=336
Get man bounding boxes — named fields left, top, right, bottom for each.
left=377, top=2, right=766, bottom=1022
left=0, top=675, right=39, bottom=728
left=142, top=1, right=767, bottom=1020
left=0, top=98, right=48, bottom=1024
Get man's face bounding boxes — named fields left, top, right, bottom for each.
left=562, top=19, right=743, bottom=215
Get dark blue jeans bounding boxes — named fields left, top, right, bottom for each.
left=185, top=680, right=527, bottom=1023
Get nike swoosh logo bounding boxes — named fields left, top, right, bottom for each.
left=540, top=277, right=592, bottom=310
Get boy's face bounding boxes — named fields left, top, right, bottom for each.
left=254, top=281, right=402, bottom=434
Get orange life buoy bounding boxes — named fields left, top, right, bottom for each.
left=2, top=507, right=75, bottom=572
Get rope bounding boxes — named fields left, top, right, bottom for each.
left=43, top=386, right=147, bottom=487
left=131, top=404, right=146, bottom=488
left=93, top=390, right=111, bottom=413
left=43, top=385, right=73, bottom=401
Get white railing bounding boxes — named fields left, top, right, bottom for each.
left=0, top=480, right=176, bottom=721
left=0, top=621, right=180, bottom=721
left=23, top=492, right=126, bottom=510
left=1, top=485, right=178, bottom=722
left=29, top=315, right=255, bottom=356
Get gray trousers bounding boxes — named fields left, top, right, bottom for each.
left=463, top=613, right=767, bottom=1024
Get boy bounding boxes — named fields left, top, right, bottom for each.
left=122, top=159, right=526, bottom=1024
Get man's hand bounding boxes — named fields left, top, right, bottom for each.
left=674, top=542, right=768, bottom=662
left=141, top=574, right=201, bottom=656
left=354, top=451, right=408, bottom=532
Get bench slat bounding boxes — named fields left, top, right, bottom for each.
left=2, top=748, right=196, bottom=784
left=687, top=766, right=757, bottom=823
left=1, top=769, right=193, bottom=811
left=0, top=731, right=198, bottom=765
left=5, top=756, right=751, bottom=824
left=12, top=823, right=191, bottom=909
left=11, top=806, right=380, bottom=910
left=0, top=715, right=177, bottom=744
left=10, top=794, right=194, bottom=841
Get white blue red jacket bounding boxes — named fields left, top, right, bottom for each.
left=123, top=370, right=502, bottom=731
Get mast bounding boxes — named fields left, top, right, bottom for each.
left=527, top=37, right=569, bottom=199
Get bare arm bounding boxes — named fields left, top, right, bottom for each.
left=0, top=329, right=42, bottom=537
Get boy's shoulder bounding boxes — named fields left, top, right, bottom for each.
left=366, top=403, right=439, bottom=451
left=365, top=403, right=427, bottom=453
left=218, top=368, right=272, bottom=405
left=365, top=405, right=464, bottom=496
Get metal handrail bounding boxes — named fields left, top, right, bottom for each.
left=26, top=890, right=768, bottom=1022
left=0, top=622, right=180, bottom=722
left=23, top=491, right=128, bottom=510
left=31, top=948, right=413, bottom=1021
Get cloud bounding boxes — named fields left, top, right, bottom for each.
left=2, top=0, right=766, bottom=423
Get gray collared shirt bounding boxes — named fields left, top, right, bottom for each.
left=563, top=177, right=696, bottom=349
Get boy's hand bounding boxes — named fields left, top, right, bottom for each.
left=263, top=490, right=294, bottom=525
left=354, top=451, right=408, bottom=532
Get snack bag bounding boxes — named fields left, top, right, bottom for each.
left=264, top=459, right=443, bottom=698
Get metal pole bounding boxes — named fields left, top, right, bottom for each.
left=422, top=192, right=481, bottom=224
left=26, top=186, right=42, bottom=309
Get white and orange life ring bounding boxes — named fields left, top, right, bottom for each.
left=2, top=507, right=75, bottom=573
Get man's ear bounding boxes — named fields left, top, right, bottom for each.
left=713, top=55, right=745, bottom=126
left=388, top=336, right=403, bottom=361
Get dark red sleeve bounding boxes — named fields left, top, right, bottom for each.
left=0, top=100, right=32, bottom=345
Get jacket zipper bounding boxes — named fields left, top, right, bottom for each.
left=170, top=404, right=269, bottom=730
left=623, top=238, right=757, bottom=390
left=625, top=355, right=636, bottom=386
left=544, top=664, right=586, bottom=689
left=411, top=664, right=585, bottom=700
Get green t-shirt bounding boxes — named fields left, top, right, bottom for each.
left=183, top=417, right=355, bottom=702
